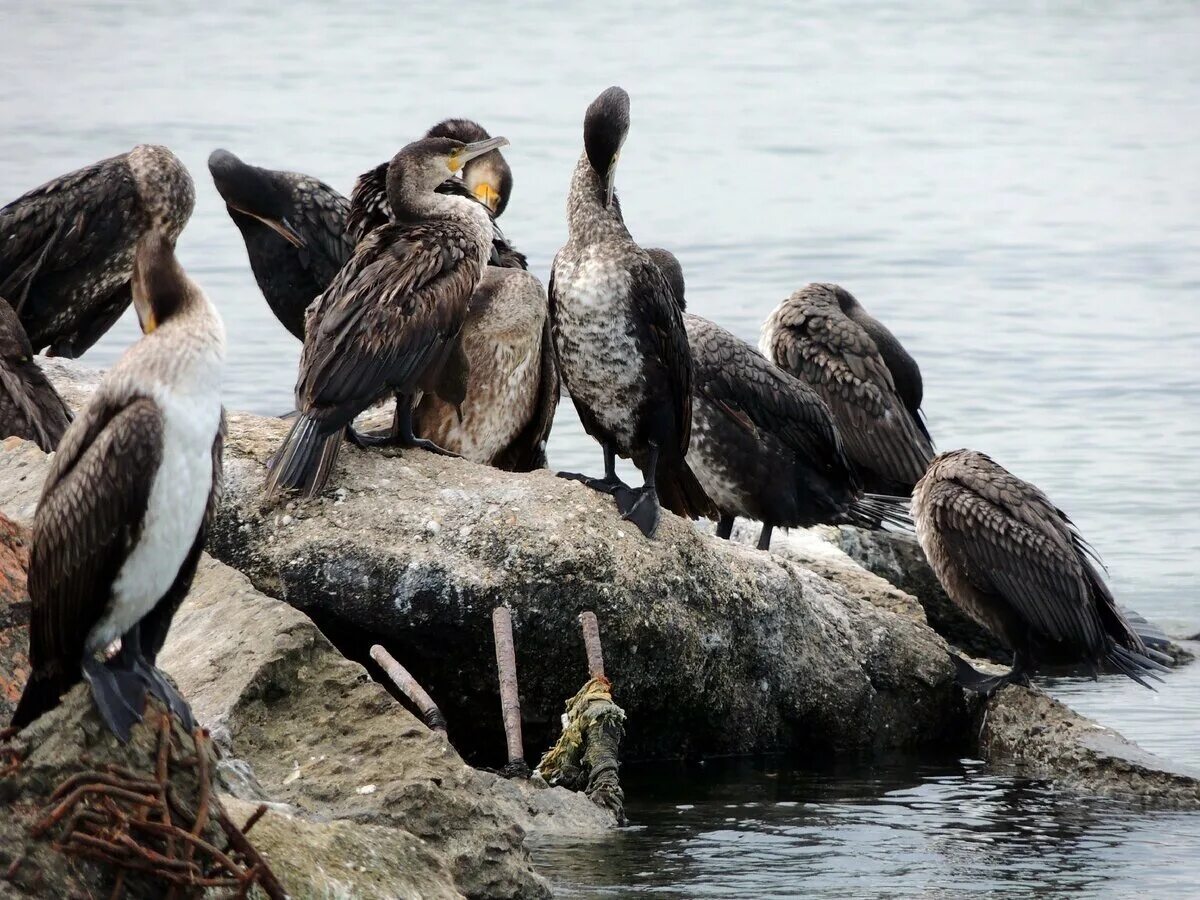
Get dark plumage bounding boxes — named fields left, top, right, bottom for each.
left=0, top=145, right=194, bottom=357
left=761, top=283, right=934, bottom=495
left=12, top=232, right=225, bottom=741
left=208, top=149, right=353, bottom=340
left=913, top=449, right=1166, bottom=693
left=550, top=87, right=714, bottom=538
left=0, top=295, right=72, bottom=450
left=266, top=134, right=509, bottom=498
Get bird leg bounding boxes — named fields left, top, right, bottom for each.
left=757, top=522, right=774, bottom=551
left=81, top=651, right=144, bottom=744
left=949, top=650, right=1031, bottom=696
left=715, top=515, right=735, bottom=540
left=615, top=442, right=662, bottom=539
left=558, top=444, right=630, bottom=495
left=124, top=623, right=197, bottom=733
left=351, top=396, right=460, bottom=457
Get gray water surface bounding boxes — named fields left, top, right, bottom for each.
left=3, top=2, right=1199, bottom=895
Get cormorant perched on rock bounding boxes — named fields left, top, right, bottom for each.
left=550, top=86, right=714, bottom=538
left=266, top=134, right=508, bottom=498
left=0, top=145, right=194, bottom=358
left=0, top=296, right=72, bottom=451
left=760, top=283, right=934, bottom=495
left=207, top=149, right=352, bottom=340
left=912, top=449, right=1166, bottom=693
left=11, top=231, right=225, bottom=741
left=645, top=250, right=908, bottom=550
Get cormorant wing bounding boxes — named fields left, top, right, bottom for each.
left=629, top=255, right=693, bottom=456
left=494, top=317, right=560, bottom=472
left=848, top=303, right=931, bottom=442
left=346, top=163, right=391, bottom=246
left=297, top=223, right=477, bottom=421
left=768, top=293, right=933, bottom=486
left=283, top=174, right=354, bottom=286
left=27, top=396, right=163, bottom=677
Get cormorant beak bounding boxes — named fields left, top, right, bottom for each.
left=604, top=151, right=620, bottom=208
left=473, top=182, right=502, bottom=213
left=448, top=136, right=510, bottom=174
left=229, top=204, right=307, bottom=249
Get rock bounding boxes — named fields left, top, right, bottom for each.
left=0, top=512, right=31, bottom=722
left=979, top=685, right=1200, bottom=807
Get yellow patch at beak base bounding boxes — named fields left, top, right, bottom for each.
left=473, top=183, right=501, bottom=212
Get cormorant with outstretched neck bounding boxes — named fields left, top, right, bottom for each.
left=208, top=150, right=351, bottom=340
left=0, top=296, right=72, bottom=451
left=266, top=133, right=509, bottom=498
left=0, top=145, right=194, bottom=357
left=761, top=283, right=934, bottom=495
left=647, top=249, right=908, bottom=550
left=550, top=87, right=714, bottom=538
left=11, top=231, right=225, bottom=741
left=913, top=449, right=1166, bottom=693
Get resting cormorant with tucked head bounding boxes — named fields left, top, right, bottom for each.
left=0, top=145, right=194, bottom=358
left=646, top=250, right=908, bottom=550
left=266, top=134, right=509, bottom=498
left=0, top=296, right=71, bottom=451
left=913, top=449, right=1166, bottom=693
left=761, top=283, right=934, bottom=495
left=207, top=150, right=352, bottom=340
left=11, top=231, right=225, bottom=741
left=550, top=87, right=714, bottom=538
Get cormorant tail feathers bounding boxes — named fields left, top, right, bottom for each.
left=265, top=414, right=343, bottom=499
left=846, top=493, right=914, bottom=531
left=1106, top=642, right=1168, bottom=689
left=656, top=457, right=717, bottom=521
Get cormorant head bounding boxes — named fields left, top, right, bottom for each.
left=386, top=135, right=510, bottom=213
left=0, top=296, right=34, bottom=364
left=645, top=248, right=686, bottom=311
left=207, top=149, right=307, bottom=248
left=131, top=232, right=189, bottom=333
left=426, top=119, right=514, bottom=217
left=583, top=86, right=630, bottom=208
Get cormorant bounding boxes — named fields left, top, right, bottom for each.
left=645, top=249, right=908, bottom=550
left=0, top=296, right=72, bottom=451
left=550, top=86, right=714, bottom=538
left=912, top=449, right=1166, bottom=693
left=0, top=145, right=194, bottom=357
left=11, top=230, right=225, bottom=741
left=266, top=134, right=508, bottom=498
left=760, top=283, right=934, bottom=495
left=208, top=149, right=352, bottom=340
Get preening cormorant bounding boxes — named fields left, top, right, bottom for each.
left=550, top=86, right=714, bottom=537
left=266, top=134, right=509, bottom=498
left=912, top=449, right=1166, bottom=693
left=208, top=149, right=352, bottom=340
left=645, top=250, right=908, bottom=550
left=0, top=145, right=194, bottom=357
left=761, top=283, right=934, bottom=495
left=11, top=231, right=225, bottom=741
left=0, top=296, right=72, bottom=451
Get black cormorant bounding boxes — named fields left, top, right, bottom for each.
left=912, top=449, right=1166, bottom=693
left=0, top=296, right=72, bottom=451
left=0, top=145, right=194, bottom=357
left=266, top=134, right=508, bottom=498
left=11, top=231, right=225, bottom=741
left=761, top=283, right=934, bottom=495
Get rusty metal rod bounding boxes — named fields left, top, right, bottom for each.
left=578, top=611, right=606, bottom=680
left=492, top=607, right=526, bottom=770
left=369, top=645, right=447, bottom=732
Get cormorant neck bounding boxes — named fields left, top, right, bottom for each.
left=392, top=181, right=493, bottom=237
left=566, top=153, right=628, bottom=242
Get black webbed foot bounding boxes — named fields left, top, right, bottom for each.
left=615, top=485, right=661, bottom=538
left=138, top=662, right=197, bottom=733
left=347, top=426, right=398, bottom=449
left=950, top=652, right=1029, bottom=696
left=556, top=471, right=631, bottom=496
left=404, top=436, right=460, bottom=457
left=81, top=655, right=144, bottom=743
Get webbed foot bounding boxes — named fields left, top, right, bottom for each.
left=82, top=656, right=144, bottom=743
left=556, top=472, right=631, bottom=496
left=950, top=652, right=1029, bottom=696
left=615, top=485, right=661, bottom=538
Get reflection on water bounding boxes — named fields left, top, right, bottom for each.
left=533, top=758, right=1200, bottom=897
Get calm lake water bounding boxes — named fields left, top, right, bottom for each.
left=3, top=1, right=1199, bottom=895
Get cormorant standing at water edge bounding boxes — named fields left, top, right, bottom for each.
left=550, top=86, right=714, bottom=538
left=11, top=231, right=225, bottom=741
left=0, top=145, right=194, bottom=358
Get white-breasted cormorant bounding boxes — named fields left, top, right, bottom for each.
left=645, top=249, right=908, bottom=550
left=550, top=87, right=714, bottom=538
left=761, top=283, right=934, bottom=495
left=0, top=296, right=72, bottom=451
left=912, top=449, right=1166, bottom=693
left=11, top=231, right=225, bottom=741
left=207, top=149, right=352, bottom=340
left=266, top=134, right=508, bottom=498
left=0, top=145, right=194, bottom=358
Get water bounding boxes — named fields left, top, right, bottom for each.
left=3, top=2, right=1199, bottom=895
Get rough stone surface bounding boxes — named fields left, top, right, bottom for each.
left=0, top=510, right=31, bottom=721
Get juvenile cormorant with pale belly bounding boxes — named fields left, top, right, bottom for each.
left=761, top=283, right=934, bottom=495
left=550, top=86, right=714, bottom=538
left=0, top=145, right=194, bottom=357
left=912, top=449, right=1166, bottom=693
left=266, top=134, right=509, bottom=498
left=11, top=231, right=225, bottom=741
left=0, top=296, right=72, bottom=451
